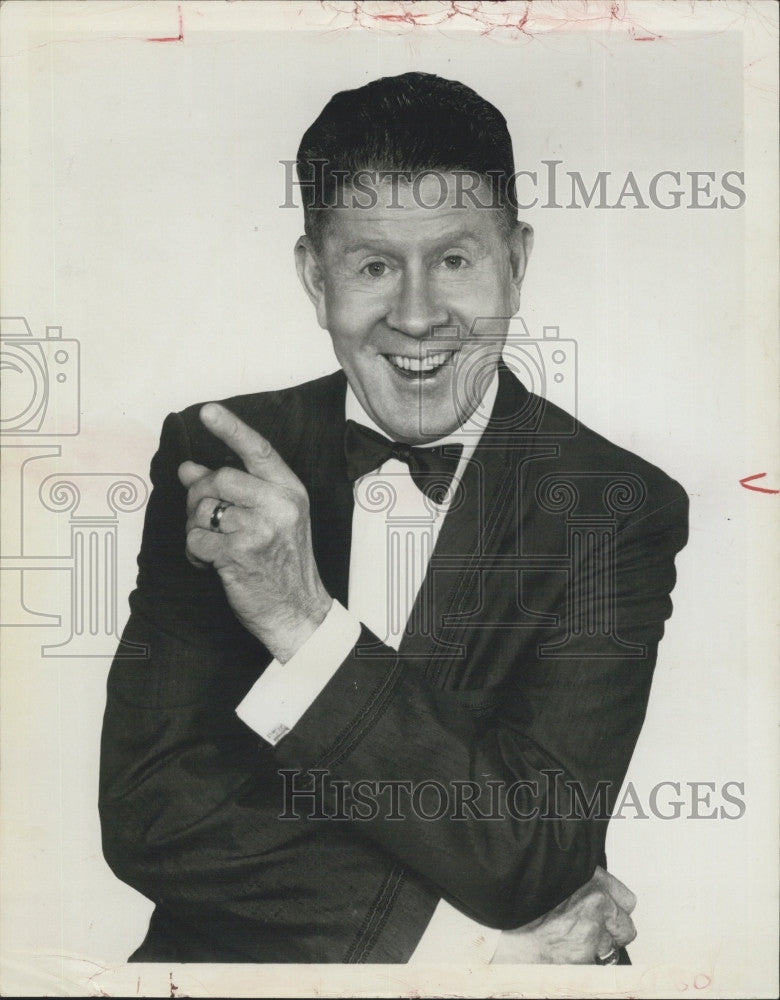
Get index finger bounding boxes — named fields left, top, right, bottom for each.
left=199, top=403, right=295, bottom=485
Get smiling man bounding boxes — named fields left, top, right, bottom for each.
left=295, top=170, right=527, bottom=444
left=99, top=73, right=688, bottom=965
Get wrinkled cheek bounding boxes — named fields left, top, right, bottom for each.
left=327, top=293, right=381, bottom=339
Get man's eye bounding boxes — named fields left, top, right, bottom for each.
left=363, top=261, right=388, bottom=278
left=442, top=255, right=467, bottom=270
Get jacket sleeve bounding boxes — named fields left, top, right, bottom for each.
left=269, top=488, right=690, bottom=929
left=99, top=412, right=287, bottom=927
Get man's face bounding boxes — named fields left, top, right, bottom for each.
left=296, top=173, right=532, bottom=443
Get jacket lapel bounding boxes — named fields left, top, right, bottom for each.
left=302, top=363, right=556, bottom=689
left=399, top=362, right=557, bottom=688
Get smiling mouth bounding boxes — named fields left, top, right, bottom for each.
left=384, top=351, right=455, bottom=380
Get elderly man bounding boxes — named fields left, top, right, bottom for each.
left=99, top=72, right=688, bottom=964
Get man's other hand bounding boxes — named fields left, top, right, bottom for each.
left=491, top=866, right=637, bottom=964
left=177, top=403, right=332, bottom=663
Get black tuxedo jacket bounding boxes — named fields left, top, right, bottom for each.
left=99, top=363, right=688, bottom=962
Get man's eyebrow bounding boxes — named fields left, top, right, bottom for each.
left=340, top=240, right=391, bottom=255
left=339, top=230, right=489, bottom=256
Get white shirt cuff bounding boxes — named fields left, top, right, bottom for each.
left=235, top=599, right=361, bottom=746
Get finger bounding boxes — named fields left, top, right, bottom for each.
left=185, top=467, right=268, bottom=516
left=185, top=550, right=210, bottom=570
left=605, top=906, right=637, bottom=948
left=178, top=461, right=211, bottom=488
left=594, top=867, right=637, bottom=914
left=594, top=930, right=617, bottom=963
left=185, top=526, right=224, bottom=566
left=199, top=404, right=296, bottom=485
left=191, top=497, right=248, bottom=534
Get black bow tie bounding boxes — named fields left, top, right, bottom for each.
left=344, top=419, right=463, bottom=505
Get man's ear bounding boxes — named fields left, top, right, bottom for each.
left=508, top=220, right=534, bottom=316
left=294, top=236, right=328, bottom=330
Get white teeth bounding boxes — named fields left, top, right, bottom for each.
left=388, top=351, right=453, bottom=373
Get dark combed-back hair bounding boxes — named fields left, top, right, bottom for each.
left=296, top=72, right=518, bottom=248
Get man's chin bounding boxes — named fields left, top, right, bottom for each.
left=370, top=387, right=474, bottom=442
left=374, top=412, right=464, bottom=445
left=350, top=365, right=481, bottom=442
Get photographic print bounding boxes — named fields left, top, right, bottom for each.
left=1, top=2, right=777, bottom=997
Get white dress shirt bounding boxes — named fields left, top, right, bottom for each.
left=236, top=373, right=501, bottom=964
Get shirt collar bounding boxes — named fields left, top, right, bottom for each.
left=344, top=368, right=499, bottom=465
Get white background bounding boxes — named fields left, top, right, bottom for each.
left=1, top=2, right=777, bottom=997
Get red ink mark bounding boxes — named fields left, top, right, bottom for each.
left=515, top=4, right=530, bottom=33
left=370, top=8, right=433, bottom=25
left=317, top=1, right=672, bottom=43
left=148, top=5, right=183, bottom=43
left=681, top=972, right=714, bottom=991
left=740, top=473, right=780, bottom=494
left=629, top=23, right=662, bottom=41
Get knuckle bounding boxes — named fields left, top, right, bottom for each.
left=273, top=494, right=302, bottom=528
left=213, top=467, right=232, bottom=494
left=279, top=497, right=303, bottom=527
left=579, top=899, right=601, bottom=922
left=254, top=435, right=272, bottom=459
left=197, top=497, right=215, bottom=521
left=221, top=411, right=239, bottom=437
left=252, top=519, right=273, bottom=546
left=583, top=917, right=603, bottom=938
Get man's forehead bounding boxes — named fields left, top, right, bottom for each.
left=321, top=171, right=506, bottom=248
left=343, top=170, right=496, bottom=209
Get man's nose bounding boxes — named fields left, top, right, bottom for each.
left=386, top=271, right=448, bottom=340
